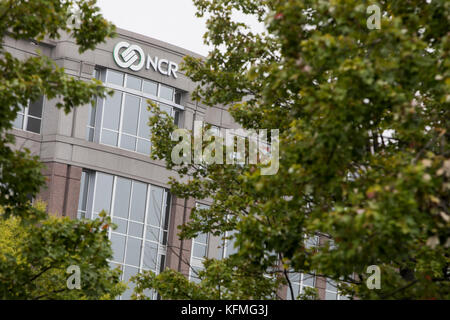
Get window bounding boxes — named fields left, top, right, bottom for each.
left=222, top=229, right=238, bottom=258
left=87, top=69, right=184, bottom=156
left=12, top=97, right=44, bottom=134
left=325, top=278, right=349, bottom=300
left=77, top=170, right=171, bottom=300
left=189, top=203, right=210, bottom=283
left=286, top=272, right=316, bottom=300
left=189, top=232, right=209, bottom=283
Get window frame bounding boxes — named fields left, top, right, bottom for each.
left=77, top=170, right=172, bottom=299
left=189, top=203, right=210, bottom=283
left=12, top=97, right=44, bottom=134
left=88, top=68, right=184, bottom=155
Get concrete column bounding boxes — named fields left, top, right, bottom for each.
left=165, top=195, right=195, bottom=277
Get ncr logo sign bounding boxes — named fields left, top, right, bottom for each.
left=113, top=41, right=179, bottom=79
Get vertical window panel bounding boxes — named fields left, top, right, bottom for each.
left=93, top=173, right=114, bottom=214
left=130, top=182, right=147, bottom=222
left=12, top=114, right=24, bottom=130
left=138, top=106, right=152, bottom=139
left=143, top=241, right=158, bottom=271
left=125, top=237, right=142, bottom=267
left=102, top=91, right=122, bottom=131
left=28, top=96, right=44, bottom=118
left=110, top=233, right=126, bottom=264
left=147, top=186, right=164, bottom=226
left=122, top=94, right=140, bottom=135
left=113, top=177, right=131, bottom=219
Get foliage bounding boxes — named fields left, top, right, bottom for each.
left=0, top=203, right=125, bottom=299
left=142, top=0, right=449, bottom=299
left=0, top=0, right=115, bottom=221
left=132, top=258, right=283, bottom=300
left=0, top=0, right=121, bottom=299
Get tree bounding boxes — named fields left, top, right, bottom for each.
left=0, top=203, right=125, bottom=299
left=132, top=258, right=284, bottom=300
left=0, top=0, right=123, bottom=299
left=136, top=0, right=449, bottom=299
left=0, top=0, right=114, bottom=221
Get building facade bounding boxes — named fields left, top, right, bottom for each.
left=5, top=28, right=340, bottom=300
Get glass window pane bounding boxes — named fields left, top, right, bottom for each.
left=102, top=91, right=122, bottom=131
left=325, top=291, right=338, bottom=300
left=303, top=274, right=315, bottom=287
left=126, top=75, right=142, bottom=91
left=290, top=284, right=300, bottom=299
left=86, top=127, right=94, bottom=142
left=143, top=80, right=158, bottom=96
left=289, top=272, right=301, bottom=283
left=327, top=279, right=337, bottom=290
left=125, top=237, right=142, bottom=267
left=130, top=182, right=147, bottom=222
left=122, top=94, right=140, bottom=135
left=145, top=226, right=160, bottom=242
left=101, top=130, right=118, bottom=146
left=143, top=241, right=158, bottom=271
left=93, top=173, right=114, bottom=214
left=12, top=114, right=24, bottom=130
left=159, top=85, right=174, bottom=101
left=107, top=70, right=124, bottom=86
left=174, top=90, right=182, bottom=105
left=112, top=218, right=128, bottom=234
left=147, top=186, right=164, bottom=226
left=109, top=262, right=122, bottom=272
left=88, top=102, right=97, bottom=127
left=123, top=264, right=138, bottom=285
left=78, top=172, right=89, bottom=212
left=113, top=177, right=131, bottom=219
left=26, top=117, right=41, bottom=133
left=193, top=244, right=207, bottom=258
left=159, top=103, right=172, bottom=117
left=137, top=139, right=151, bottom=155
left=129, top=222, right=144, bottom=238
left=123, top=265, right=139, bottom=282
left=122, top=266, right=139, bottom=300
left=110, top=233, right=126, bottom=263
left=173, top=109, right=181, bottom=127
left=138, top=106, right=152, bottom=139
left=196, top=233, right=208, bottom=245
left=120, top=134, right=136, bottom=151
left=162, top=194, right=171, bottom=230
left=28, top=96, right=44, bottom=118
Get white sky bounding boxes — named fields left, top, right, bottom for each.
left=96, top=0, right=264, bottom=56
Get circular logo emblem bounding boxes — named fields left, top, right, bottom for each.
left=113, top=41, right=145, bottom=72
